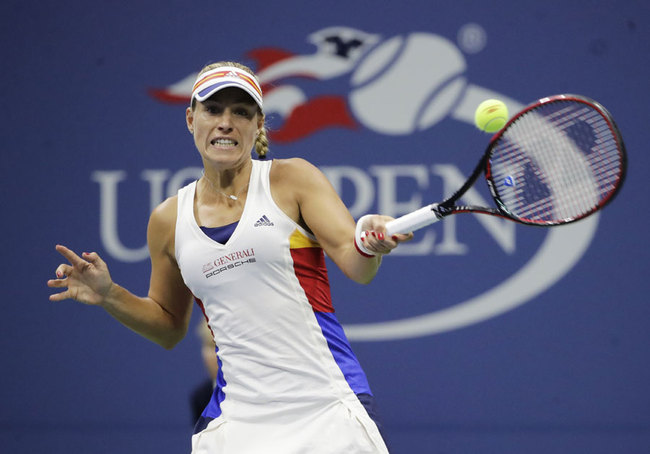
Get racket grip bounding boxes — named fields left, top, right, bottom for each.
left=385, top=204, right=442, bottom=235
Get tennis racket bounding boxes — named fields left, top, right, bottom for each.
left=385, top=94, right=627, bottom=235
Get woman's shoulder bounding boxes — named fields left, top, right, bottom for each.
left=270, top=157, right=321, bottom=184
left=147, top=194, right=179, bottom=254
left=149, top=194, right=179, bottom=229
left=270, top=156, right=311, bottom=169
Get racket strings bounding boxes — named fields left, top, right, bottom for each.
left=489, top=100, right=623, bottom=224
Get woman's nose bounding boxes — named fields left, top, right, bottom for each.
left=217, top=110, right=234, bottom=131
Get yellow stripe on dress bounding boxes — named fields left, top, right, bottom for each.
left=289, top=229, right=320, bottom=249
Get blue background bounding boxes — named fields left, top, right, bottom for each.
left=2, top=0, right=649, bottom=452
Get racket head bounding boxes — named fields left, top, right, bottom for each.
left=484, top=94, right=626, bottom=226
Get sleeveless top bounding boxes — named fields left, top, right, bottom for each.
left=175, top=160, right=375, bottom=432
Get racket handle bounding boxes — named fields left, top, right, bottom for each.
left=385, top=204, right=442, bottom=235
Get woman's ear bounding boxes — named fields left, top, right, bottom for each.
left=186, top=106, right=194, bottom=134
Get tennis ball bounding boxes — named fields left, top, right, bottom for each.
left=474, top=99, right=509, bottom=133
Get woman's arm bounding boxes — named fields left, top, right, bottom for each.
left=48, top=197, right=194, bottom=349
left=270, top=158, right=411, bottom=284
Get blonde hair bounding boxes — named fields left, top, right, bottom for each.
left=192, top=61, right=269, bottom=159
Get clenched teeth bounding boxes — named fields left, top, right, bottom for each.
left=211, top=138, right=237, bottom=146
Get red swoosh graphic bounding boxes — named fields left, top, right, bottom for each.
left=270, top=96, right=357, bottom=143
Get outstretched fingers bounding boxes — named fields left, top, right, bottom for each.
left=54, top=263, right=73, bottom=279
left=47, top=271, right=72, bottom=301
left=48, top=286, right=73, bottom=302
left=48, top=244, right=86, bottom=302
left=80, top=251, right=102, bottom=265
left=48, top=244, right=113, bottom=305
left=55, top=244, right=86, bottom=267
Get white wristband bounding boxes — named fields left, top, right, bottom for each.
left=354, top=215, right=377, bottom=258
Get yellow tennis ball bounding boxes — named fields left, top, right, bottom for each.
left=474, top=99, right=509, bottom=133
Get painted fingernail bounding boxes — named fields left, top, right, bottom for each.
left=56, top=271, right=62, bottom=278
left=371, top=231, right=376, bottom=238
left=377, top=232, right=385, bottom=241
left=392, top=235, right=399, bottom=241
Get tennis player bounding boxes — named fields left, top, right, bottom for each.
left=48, top=61, right=411, bottom=453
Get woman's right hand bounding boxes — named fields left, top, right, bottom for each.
left=48, top=244, right=114, bottom=306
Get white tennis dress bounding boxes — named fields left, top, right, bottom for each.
left=175, top=159, right=389, bottom=454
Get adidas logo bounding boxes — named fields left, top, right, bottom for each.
left=254, top=215, right=274, bottom=227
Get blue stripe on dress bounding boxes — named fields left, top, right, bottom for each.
left=313, top=311, right=372, bottom=396
left=193, top=348, right=226, bottom=434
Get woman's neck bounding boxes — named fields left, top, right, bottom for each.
left=200, top=159, right=253, bottom=201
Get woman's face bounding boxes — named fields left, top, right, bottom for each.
left=186, top=87, right=263, bottom=170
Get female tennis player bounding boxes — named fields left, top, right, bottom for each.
left=48, top=61, right=411, bottom=453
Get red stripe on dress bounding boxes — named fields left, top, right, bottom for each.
left=290, top=247, right=334, bottom=313
left=194, top=295, right=215, bottom=339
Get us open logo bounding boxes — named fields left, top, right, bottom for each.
left=95, top=26, right=599, bottom=341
